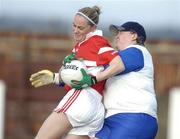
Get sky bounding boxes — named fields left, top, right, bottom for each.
left=0, top=0, right=180, bottom=39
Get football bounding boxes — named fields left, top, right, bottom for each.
left=60, top=60, right=87, bottom=86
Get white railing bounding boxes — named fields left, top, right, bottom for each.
left=0, top=80, right=5, bottom=139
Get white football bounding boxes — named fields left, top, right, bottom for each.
left=60, top=60, right=87, bottom=86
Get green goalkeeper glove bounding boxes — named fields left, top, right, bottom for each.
left=30, top=70, right=56, bottom=88
left=63, top=53, right=76, bottom=65
left=71, top=69, right=97, bottom=89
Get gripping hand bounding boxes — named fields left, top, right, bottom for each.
left=71, top=69, right=97, bottom=89
left=29, top=70, right=54, bottom=88
left=63, top=53, right=76, bottom=65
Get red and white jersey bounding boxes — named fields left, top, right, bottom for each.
left=55, top=30, right=117, bottom=136
left=71, top=30, right=118, bottom=95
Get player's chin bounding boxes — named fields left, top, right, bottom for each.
left=74, top=36, right=85, bottom=42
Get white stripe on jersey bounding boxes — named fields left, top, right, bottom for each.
left=98, top=47, right=114, bottom=54
left=72, top=48, right=76, bottom=53
left=83, top=60, right=97, bottom=66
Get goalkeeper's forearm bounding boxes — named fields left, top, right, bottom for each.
left=96, top=56, right=125, bottom=82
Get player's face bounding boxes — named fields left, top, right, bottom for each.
left=73, top=15, right=95, bottom=43
left=115, top=31, right=137, bottom=50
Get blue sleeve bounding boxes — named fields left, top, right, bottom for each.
left=103, top=47, right=144, bottom=75
left=118, top=47, right=144, bottom=74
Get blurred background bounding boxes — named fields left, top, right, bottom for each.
left=0, top=0, right=180, bottom=139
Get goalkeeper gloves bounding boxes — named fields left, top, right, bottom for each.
left=71, top=69, right=97, bottom=90
left=63, top=53, right=76, bottom=65
left=29, top=70, right=59, bottom=88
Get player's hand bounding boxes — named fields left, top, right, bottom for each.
left=29, top=70, right=54, bottom=88
left=71, top=69, right=97, bottom=89
left=63, top=53, right=76, bottom=65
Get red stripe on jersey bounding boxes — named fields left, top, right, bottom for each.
left=62, top=90, right=81, bottom=112
left=56, top=90, right=81, bottom=113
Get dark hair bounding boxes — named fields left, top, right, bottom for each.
left=136, top=36, right=145, bottom=45
left=78, top=6, right=101, bottom=26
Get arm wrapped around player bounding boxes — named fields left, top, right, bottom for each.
left=71, top=69, right=97, bottom=90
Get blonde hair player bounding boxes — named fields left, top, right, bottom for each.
left=30, top=6, right=123, bottom=139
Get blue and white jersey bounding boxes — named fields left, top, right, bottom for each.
left=103, top=44, right=157, bottom=119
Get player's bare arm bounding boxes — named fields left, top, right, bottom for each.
left=96, top=55, right=125, bottom=82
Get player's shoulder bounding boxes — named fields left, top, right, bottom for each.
left=129, top=44, right=148, bottom=52
left=89, top=35, right=110, bottom=47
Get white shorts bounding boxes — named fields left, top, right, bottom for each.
left=54, top=87, right=105, bottom=137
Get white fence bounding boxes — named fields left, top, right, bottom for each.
left=167, top=87, right=180, bottom=139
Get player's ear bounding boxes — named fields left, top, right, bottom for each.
left=91, top=25, right=97, bottom=32
left=131, top=32, right=138, bottom=40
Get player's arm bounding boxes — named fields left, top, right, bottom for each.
left=71, top=47, right=144, bottom=89
left=71, top=54, right=125, bottom=89
left=71, top=50, right=125, bottom=89
left=94, top=47, right=144, bottom=79
left=97, top=47, right=144, bottom=79
left=117, top=47, right=144, bottom=74
left=29, top=51, right=77, bottom=88
left=95, top=44, right=125, bottom=82
left=96, top=55, right=125, bottom=82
